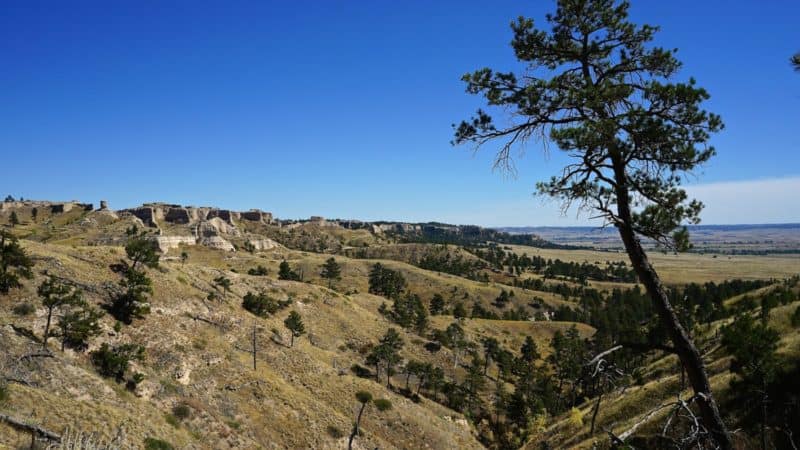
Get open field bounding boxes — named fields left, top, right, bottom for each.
left=506, top=245, right=800, bottom=285
left=500, top=224, right=800, bottom=254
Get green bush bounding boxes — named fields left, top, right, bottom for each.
left=247, top=265, right=269, bottom=276
left=90, top=343, right=145, bottom=381
left=373, top=398, right=392, bottom=412
left=172, top=403, right=191, bottom=421
left=326, top=424, right=344, bottom=438
left=12, top=302, right=35, bottom=316
left=144, top=437, right=174, bottom=450
left=242, top=291, right=291, bottom=317
left=164, top=414, right=180, bottom=428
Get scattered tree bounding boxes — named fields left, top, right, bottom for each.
left=31, top=207, right=38, bottom=223
left=722, top=313, right=780, bottom=449
left=242, top=291, right=287, bottom=317
left=9, top=211, right=19, bottom=227
left=430, top=293, right=445, bottom=315
left=320, top=257, right=342, bottom=289
left=213, top=276, right=232, bottom=298
left=482, top=337, right=500, bottom=375
left=247, top=265, right=268, bottom=276
left=368, top=263, right=406, bottom=299
left=90, top=342, right=145, bottom=382
left=278, top=260, right=302, bottom=281
left=453, top=0, right=731, bottom=445
left=367, top=328, right=404, bottom=387
left=38, top=276, right=82, bottom=349
left=180, top=251, right=188, bottom=265
left=520, top=336, right=541, bottom=364
left=0, top=230, right=34, bottom=294
left=283, top=311, right=306, bottom=347
left=58, top=300, right=103, bottom=351
left=348, top=391, right=392, bottom=450
left=792, top=52, right=800, bottom=72
left=108, top=234, right=159, bottom=324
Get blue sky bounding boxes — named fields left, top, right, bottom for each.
left=1, top=1, right=799, bottom=226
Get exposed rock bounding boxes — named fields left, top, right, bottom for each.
left=241, top=209, right=273, bottom=223
left=165, top=207, right=191, bottom=224
left=207, top=209, right=238, bottom=225
left=197, top=218, right=239, bottom=237
left=100, top=200, right=108, bottom=210
left=247, top=238, right=279, bottom=251
left=199, top=235, right=235, bottom=252
left=151, top=235, right=196, bottom=253
left=50, top=203, right=73, bottom=214
left=123, top=207, right=159, bottom=227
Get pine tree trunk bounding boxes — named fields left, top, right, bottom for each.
left=590, top=392, right=603, bottom=435
left=612, top=156, right=733, bottom=449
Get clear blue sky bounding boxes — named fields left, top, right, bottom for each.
left=2, top=1, right=799, bottom=226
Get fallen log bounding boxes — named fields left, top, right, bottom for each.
left=0, top=412, right=61, bottom=442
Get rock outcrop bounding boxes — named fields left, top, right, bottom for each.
left=247, top=238, right=279, bottom=251
left=241, top=209, right=272, bottom=223
left=150, top=235, right=196, bottom=253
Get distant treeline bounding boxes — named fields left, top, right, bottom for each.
left=470, top=244, right=637, bottom=284
left=387, top=223, right=582, bottom=249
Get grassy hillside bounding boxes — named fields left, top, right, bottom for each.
left=2, top=205, right=799, bottom=449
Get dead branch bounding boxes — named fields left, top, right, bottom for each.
left=0, top=412, right=61, bottom=442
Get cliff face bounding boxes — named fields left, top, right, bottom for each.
left=119, top=204, right=273, bottom=229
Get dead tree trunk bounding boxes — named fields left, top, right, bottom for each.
left=252, top=325, right=257, bottom=371
left=0, top=413, right=61, bottom=443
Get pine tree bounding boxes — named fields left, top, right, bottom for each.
left=108, top=233, right=159, bottom=324
left=278, top=260, right=301, bottom=281
left=482, top=337, right=500, bottom=375
left=430, top=293, right=445, bottom=315
left=0, top=230, right=33, bottom=294
left=721, top=314, right=780, bottom=449
left=213, top=276, right=232, bottom=298
left=368, top=328, right=404, bottom=387
left=9, top=211, right=19, bottom=227
left=58, top=300, right=103, bottom=351
left=320, top=257, right=342, bottom=289
left=454, top=1, right=731, bottom=444
left=283, top=311, right=306, bottom=347
left=521, top=336, right=540, bottom=363
left=38, top=276, right=82, bottom=349
left=348, top=392, right=393, bottom=450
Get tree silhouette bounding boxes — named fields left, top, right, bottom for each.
left=9, top=211, right=19, bottom=227
left=454, top=1, right=730, bottom=445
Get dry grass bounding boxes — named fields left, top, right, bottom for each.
left=508, top=245, right=800, bottom=285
